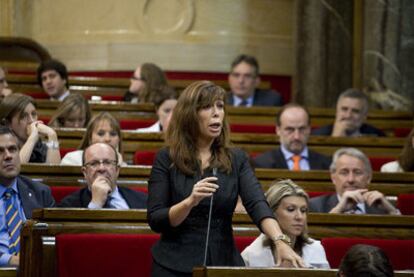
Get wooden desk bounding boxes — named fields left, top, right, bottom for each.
left=192, top=267, right=413, bottom=277
left=19, top=209, right=414, bottom=277
left=20, top=164, right=414, bottom=197
left=52, top=129, right=406, bottom=163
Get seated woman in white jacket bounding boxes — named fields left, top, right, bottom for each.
left=381, top=128, right=414, bottom=173
left=61, top=112, right=126, bottom=166
left=241, top=179, right=330, bottom=268
left=135, top=85, right=177, bottom=133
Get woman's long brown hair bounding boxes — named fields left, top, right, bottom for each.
left=166, top=81, right=232, bottom=175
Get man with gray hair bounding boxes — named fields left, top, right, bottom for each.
left=312, top=89, right=385, bottom=137
left=309, top=147, right=399, bottom=214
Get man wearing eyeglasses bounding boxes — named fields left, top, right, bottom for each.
left=0, top=126, right=55, bottom=267
left=59, top=143, right=147, bottom=209
left=226, top=54, right=283, bottom=107
left=309, top=147, right=399, bottom=215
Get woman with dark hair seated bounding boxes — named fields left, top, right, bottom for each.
left=381, top=128, right=414, bottom=172
left=338, top=244, right=394, bottom=277
left=242, top=179, right=329, bottom=268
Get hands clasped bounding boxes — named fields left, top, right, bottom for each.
left=334, top=189, right=392, bottom=213
left=188, top=177, right=218, bottom=207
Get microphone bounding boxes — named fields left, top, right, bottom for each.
left=203, top=167, right=217, bottom=266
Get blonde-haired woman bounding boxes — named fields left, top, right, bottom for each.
left=242, top=179, right=330, bottom=268
left=48, top=93, right=91, bottom=128
left=61, top=112, right=125, bottom=166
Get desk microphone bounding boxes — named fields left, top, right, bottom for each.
left=203, top=167, right=217, bottom=266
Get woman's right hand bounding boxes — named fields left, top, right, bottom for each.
left=26, top=121, right=40, bottom=139
left=188, top=177, right=218, bottom=207
left=274, top=240, right=305, bottom=268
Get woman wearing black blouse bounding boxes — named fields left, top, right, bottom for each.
left=147, top=81, right=305, bottom=276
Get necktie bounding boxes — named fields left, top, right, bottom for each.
left=4, top=188, right=23, bottom=254
left=292, top=155, right=301, bottom=171
left=239, top=99, right=248, bottom=107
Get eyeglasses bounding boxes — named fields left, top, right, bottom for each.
left=84, top=159, right=117, bottom=169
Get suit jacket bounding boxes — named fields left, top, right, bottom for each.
left=309, top=194, right=388, bottom=214
left=58, top=186, right=147, bottom=209
left=147, top=147, right=274, bottom=273
left=226, top=89, right=283, bottom=107
left=0, top=176, right=55, bottom=263
left=311, top=123, right=385, bottom=137
left=16, top=175, right=56, bottom=218
left=252, top=148, right=331, bottom=170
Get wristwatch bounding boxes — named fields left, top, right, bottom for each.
left=272, top=234, right=291, bottom=245
left=45, top=140, right=60, bottom=150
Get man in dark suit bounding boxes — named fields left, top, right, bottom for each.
left=59, top=143, right=147, bottom=209
left=253, top=103, right=331, bottom=170
left=227, top=54, right=283, bottom=107
left=0, top=126, right=55, bottom=267
left=309, top=147, right=399, bottom=215
left=312, top=89, right=385, bottom=137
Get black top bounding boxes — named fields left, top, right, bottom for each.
left=29, top=139, right=47, bottom=163
left=311, top=123, right=386, bottom=137
left=147, top=147, right=274, bottom=273
left=58, top=186, right=147, bottom=209
left=123, top=91, right=137, bottom=102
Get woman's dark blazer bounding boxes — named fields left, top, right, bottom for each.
left=147, top=147, right=274, bottom=273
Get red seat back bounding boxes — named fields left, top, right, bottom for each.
left=321, top=237, right=414, bottom=270
left=394, top=128, right=412, bottom=138
left=60, top=148, right=77, bottom=159
left=57, top=233, right=160, bottom=277
left=230, top=124, right=275, bottom=134
left=134, top=150, right=157, bottom=166
left=50, top=186, right=81, bottom=203
left=119, top=119, right=156, bottom=130
left=369, top=157, right=395, bottom=171
left=397, top=194, right=414, bottom=215
left=234, top=236, right=256, bottom=253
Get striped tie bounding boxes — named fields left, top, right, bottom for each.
left=4, top=188, right=23, bottom=254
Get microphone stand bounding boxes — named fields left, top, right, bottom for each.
left=203, top=168, right=217, bottom=266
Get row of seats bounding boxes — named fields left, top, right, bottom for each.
left=55, top=233, right=414, bottom=277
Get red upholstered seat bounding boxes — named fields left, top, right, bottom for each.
left=321, top=237, right=414, bottom=270
left=101, top=95, right=124, bottom=101
left=60, top=148, right=77, bottom=159
left=131, top=187, right=148, bottom=194
left=394, top=128, right=412, bottom=138
left=369, top=157, right=395, bottom=171
left=308, top=191, right=333, bottom=198
left=234, top=236, right=256, bottom=253
left=119, top=119, right=156, bottom=130
left=25, top=91, right=49, bottom=99
left=50, top=186, right=80, bottom=203
left=397, top=194, right=414, bottom=215
left=134, top=150, right=157, bottom=166
left=230, top=124, right=275, bottom=134
left=56, top=233, right=160, bottom=277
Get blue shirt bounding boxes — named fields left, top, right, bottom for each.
left=280, top=145, right=310, bottom=171
left=0, top=179, right=26, bottom=266
left=87, top=186, right=129, bottom=209
left=232, top=94, right=254, bottom=107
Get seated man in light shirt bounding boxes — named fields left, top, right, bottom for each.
left=58, top=143, right=147, bottom=209
left=309, top=147, right=399, bottom=215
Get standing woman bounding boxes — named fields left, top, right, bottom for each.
left=48, top=93, right=92, bottom=128
left=148, top=81, right=305, bottom=276
left=0, top=93, right=61, bottom=163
